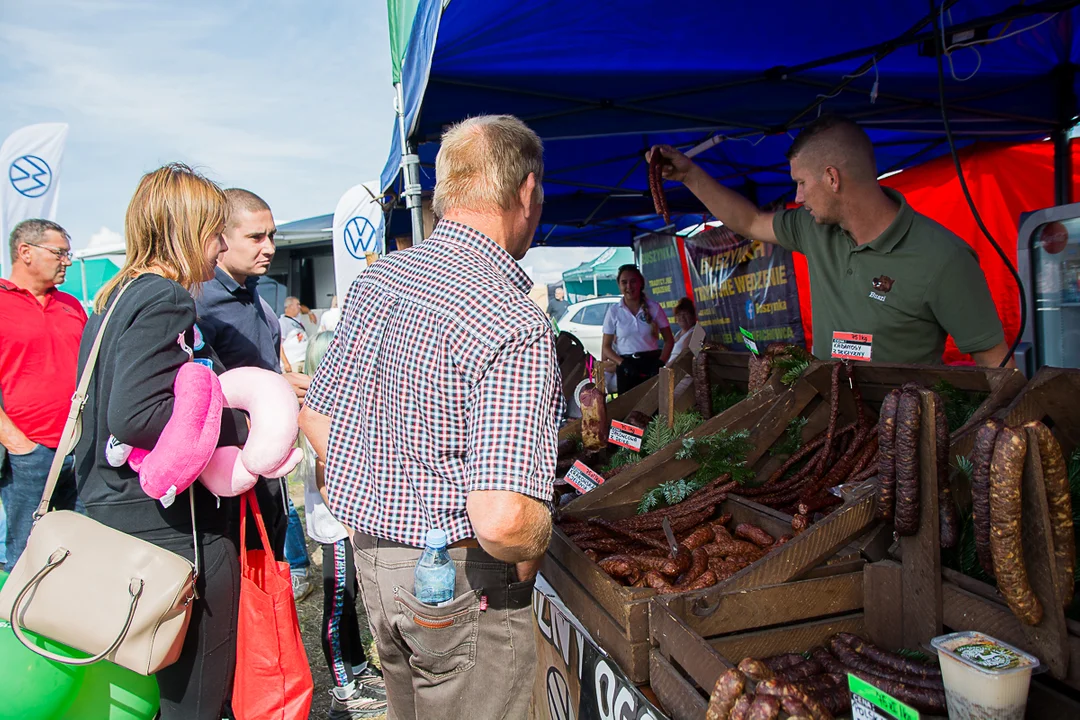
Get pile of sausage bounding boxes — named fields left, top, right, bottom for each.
left=876, top=383, right=961, bottom=549
left=970, top=418, right=1076, bottom=625
left=649, top=152, right=670, bottom=224
left=705, top=633, right=946, bottom=719
left=734, top=364, right=878, bottom=529
left=558, top=487, right=787, bottom=593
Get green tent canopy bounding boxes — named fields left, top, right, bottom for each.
left=60, top=257, right=120, bottom=311
left=561, top=247, right=634, bottom=301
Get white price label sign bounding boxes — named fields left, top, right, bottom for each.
left=564, top=461, right=606, bottom=494
left=608, top=420, right=645, bottom=452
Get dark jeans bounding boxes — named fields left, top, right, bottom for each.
left=285, top=497, right=310, bottom=576
left=322, top=538, right=367, bottom=688
left=0, top=444, right=81, bottom=572
left=141, top=531, right=240, bottom=720
left=616, top=349, right=662, bottom=394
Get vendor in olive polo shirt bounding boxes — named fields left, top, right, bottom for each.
left=649, top=115, right=1009, bottom=367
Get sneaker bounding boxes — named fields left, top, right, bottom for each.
left=291, top=573, right=314, bottom=603
left=328, top=687, right=388, bottom=719
left=354, top=665, right=387, bottom=701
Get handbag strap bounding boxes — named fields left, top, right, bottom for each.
left=239, top=488, right=274, bottom=570
left=33, top=276, right=200, bottom=577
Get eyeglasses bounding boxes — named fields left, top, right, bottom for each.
left=24, top=242, right=73, bottom=261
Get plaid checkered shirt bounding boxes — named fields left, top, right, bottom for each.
left=305, top=220, right=564, bottom=548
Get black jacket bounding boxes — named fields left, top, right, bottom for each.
left=75, top=274, right=248, bottom=537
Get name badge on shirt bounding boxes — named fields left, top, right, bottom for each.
left=608, top=420, right=645, bottom=452
left=564, top=460, right=606, bottom=494
left=831, top=331, right=873, bottom=362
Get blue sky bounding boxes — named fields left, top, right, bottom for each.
left=0, top=0, right=397, bottom=250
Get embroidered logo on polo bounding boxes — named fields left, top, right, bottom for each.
left=869, top=275, right=895, bottom=302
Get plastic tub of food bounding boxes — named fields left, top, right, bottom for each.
left=931, top=631, right=1039, bottom=720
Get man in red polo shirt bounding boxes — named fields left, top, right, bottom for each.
left=0, top=219, right=86, bottom=571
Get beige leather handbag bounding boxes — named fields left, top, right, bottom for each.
left=0, top=280, right=199, bottom=676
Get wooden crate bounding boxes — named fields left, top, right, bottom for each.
left=545, top=487, right=873, bottom=683
left=880, top=371, right=1080, bottom=687
left=649, top=565, right=1080, bottom=720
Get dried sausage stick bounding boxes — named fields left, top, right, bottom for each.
left=762, top=653, right=807, bottom=672
left=705, top=668, right=746, bottom=720
left=659, top=568, right=718, bottom=594
left=682, top=525, right=717, bottom=551
left=777, top=658, right=823, bottom=681
left=588, top=517, right=668, bottom=551
left=734, top=523, right=775, bottom=547
left=971, top=419, right=1004, bottom=576
left=815, top=363, right=844, bottom=476
left=1024, top=420, right=1076, bottom=609
left=933, top=392, right=960, bottom=549
left=834, top=632, right=941, bottom=678
left=675, top=546, right=710, bottom=585
left=990, top=427, right=1043, bottom=625
left=893, top=389, right=922, bottom=535
left=781, top=698, right=811, bottom=718
left=826, top=639, right=943, bottom=690
left=693, top=352, right=713, bottom=418
left=876, top=389, right=901, bottom=520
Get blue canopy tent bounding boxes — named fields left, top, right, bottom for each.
left=381, top=0, right=1080, bottom=247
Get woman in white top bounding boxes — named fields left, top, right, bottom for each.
left=601, top=264, right=675, bottom=392
left=666, top=297, right=706, bottom=366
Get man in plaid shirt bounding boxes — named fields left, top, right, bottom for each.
left=300, top=115, right=561, bottom=719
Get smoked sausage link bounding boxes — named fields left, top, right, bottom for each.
left=971, top=419, right=1004, bottom=576
left=989, top=427, right=1043, bottom=626
left=933, top=392, right=960, bottom=549
left=1024, top=420, right=1076, bottom=609
left=876, top=389, right=901, bottom=520
left=705, top=668, right=746, bottom=720
left=893, top=389, right=922, bottom=536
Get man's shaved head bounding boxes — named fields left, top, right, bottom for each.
left=786, top=115, right=877, bottom=183
left=224, top=188, right=271, bottom=222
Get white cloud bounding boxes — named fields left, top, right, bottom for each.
left=86, top=226, right=123, bottom=250
left=0, top=0, right=396, bottom=247
left=522, top=246, right=613, bottom=286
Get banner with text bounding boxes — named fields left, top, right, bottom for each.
left=531, top=576, right=665, bottom=720
left=636, top=233, right=686, bottom=321
left=683, top=226, right=804, bottom=350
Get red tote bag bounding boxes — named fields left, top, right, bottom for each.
left=233, top=489, right=313, bottom=720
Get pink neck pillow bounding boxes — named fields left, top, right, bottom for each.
left=117, top=362, right=224, bottom=505
left=197, top=367, right=303, bottom=498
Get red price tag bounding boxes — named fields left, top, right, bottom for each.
left=564, top=461, right=606, bottom=494
left=608, top=420, right=645, bottom=452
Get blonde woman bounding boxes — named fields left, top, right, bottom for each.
left=74, top=164, right=249, bottom=720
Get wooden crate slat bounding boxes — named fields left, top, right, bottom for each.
left=648, top=649, right=708, bottom=720
left=706, top=613, right=867, bottom=667
left=649, top=599, right=729, bottom=693
left=864, top=560, right=904, bottom=652
left=677, top=572, right=864, bottom=638
left=539, top=554, right=652, bottom=683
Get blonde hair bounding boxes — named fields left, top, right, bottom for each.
left=432, top=115, right=544, bottom=217
left=95, top=163, right=227, bottom=312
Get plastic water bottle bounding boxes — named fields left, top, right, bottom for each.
left=414, top=528, right=456, bottom=605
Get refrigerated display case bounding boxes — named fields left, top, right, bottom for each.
left=1017, top=202, right=1080, bottom=374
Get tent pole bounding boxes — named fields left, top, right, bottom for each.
left=1054, top=63, right=1076, bottom=206
left=396, top=82, right=426, bottom=244
left=80, top=259, right=88, bottom=309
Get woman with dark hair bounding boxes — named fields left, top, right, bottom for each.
left=75, top=163, right=249, bottom=719
left=666, top=296, right=706, bottom=366
left=601, top=264, right=674, bottom=392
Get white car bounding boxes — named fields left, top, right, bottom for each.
left=558, top=296, right=620, bottom=358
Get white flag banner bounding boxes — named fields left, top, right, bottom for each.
left=0, top=123, right=69, bottom=275
left=331, top=180, right=384, bottom=303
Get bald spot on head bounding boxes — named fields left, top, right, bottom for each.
left=786, top=116, right=877, bottom=184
